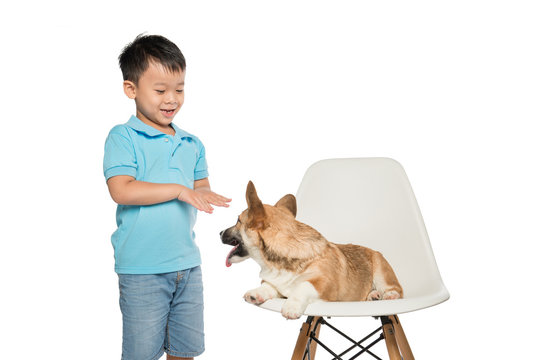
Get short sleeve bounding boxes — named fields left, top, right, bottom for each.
left=194, top=140, right=209, bottom=180
left=103, top=126, right=138, bottom=180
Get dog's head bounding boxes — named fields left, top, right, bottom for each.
left=220, top=181, right=297, bottom=267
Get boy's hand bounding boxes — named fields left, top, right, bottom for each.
left=177, top=187, right=231, bottom=214
left=195, top=187, right=232, bottom=208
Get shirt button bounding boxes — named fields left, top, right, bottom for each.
left=164, top=138, right=169, bottom=142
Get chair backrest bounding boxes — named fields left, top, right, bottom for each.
left=295, top=158, right=447, bottom=298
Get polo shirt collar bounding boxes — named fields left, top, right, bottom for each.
left=170, top=122, right=194, bottom=140
left=127, top=115, right=193, bottom=139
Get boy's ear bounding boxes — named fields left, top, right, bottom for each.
left=123, top=80, right=137, bottom=99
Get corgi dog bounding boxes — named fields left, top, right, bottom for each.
left=220, top=182, right=403, bottom=319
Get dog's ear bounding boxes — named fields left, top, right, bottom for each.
left=275, top=194, right=297, bottom=218
left=246, top=181, right=267, bottom=230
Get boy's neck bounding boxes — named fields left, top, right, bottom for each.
left=136, top=112, right=176, bottom=136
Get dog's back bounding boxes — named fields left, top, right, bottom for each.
left=305, top=243, right=402, bottom=302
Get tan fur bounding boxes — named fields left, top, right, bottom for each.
left=221, top=182, right=403, bottom=318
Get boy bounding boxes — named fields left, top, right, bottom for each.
left=104, top=34, right=231, bottom=360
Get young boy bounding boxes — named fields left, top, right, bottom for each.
left=104, top=34, right=231, bottom=360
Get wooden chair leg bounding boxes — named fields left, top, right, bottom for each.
left=308, top=318, right=321, bottom=359
left=390, top=315, right=415, bottom=360
left=382, top=317, right=402, bottom=360
left=291, top=317, right=318, bottom=360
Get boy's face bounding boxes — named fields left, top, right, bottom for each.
left=123, top=61, right=185, bottom=134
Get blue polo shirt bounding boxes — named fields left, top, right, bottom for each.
left=103, top=115, right=209, bottom=274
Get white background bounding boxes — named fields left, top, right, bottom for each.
left=1, top=1, right=538, bottom=359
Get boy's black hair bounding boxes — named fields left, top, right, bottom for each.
left=119, top=34, right=186, bottom=84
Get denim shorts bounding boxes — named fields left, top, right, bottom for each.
left=118, top=266, right=205, bottom=360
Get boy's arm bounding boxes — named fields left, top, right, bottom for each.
left=106, top=175, right=231, bottom=213
left=107, top=175, right=187, bottom=206
left=194, top=178, right=212, bottom=191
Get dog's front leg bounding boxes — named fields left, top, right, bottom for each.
left=244, top=281, right=279, bottom=305
left=281, top=281, right=319, bottom=320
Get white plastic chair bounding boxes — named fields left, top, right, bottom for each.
left=258, top=158, right=449, bottom=360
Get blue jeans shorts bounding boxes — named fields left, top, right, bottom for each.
left=118, top=266, right=205, bottom=360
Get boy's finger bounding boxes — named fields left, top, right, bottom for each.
left=201, top=199, right=213, bottom=213
left=193, top=198, right=209, bottom=213
left=210, top=199, right=230, bottom=207
left=216, top=195, right=232, bottom=203
left=213, top=192, right=232, bottom=202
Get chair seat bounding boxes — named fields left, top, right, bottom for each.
left=259, top=287, right=449, bottom=317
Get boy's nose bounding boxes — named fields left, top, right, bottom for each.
left=164, top=92, right=178, bottom=104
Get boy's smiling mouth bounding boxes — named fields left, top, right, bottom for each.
left=160, top=108, right=176, bottom=117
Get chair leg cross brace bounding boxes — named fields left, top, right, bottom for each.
left=291, top=315, right=414, bottom=360
left=313, top=318, right=383, bottom=360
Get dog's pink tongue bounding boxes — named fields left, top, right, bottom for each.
left=225, top=245, right=239, bottom=267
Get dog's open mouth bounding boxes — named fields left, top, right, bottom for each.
left=225, top=239, right=243, bottom=267
left=221, top=227, right=249, bottom=267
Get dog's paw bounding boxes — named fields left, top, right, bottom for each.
left=367, top=290, right=381, bottom=301
left=382, top=290, right=401, bottom=300
left=243, top=286, right=276, bottom=305
left=281, top=299, right=306, bottom=320
left=243, top=291, right=266, bottom=305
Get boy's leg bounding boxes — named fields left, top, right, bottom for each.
left=119, top=273, right=177, bottom=360
left=165, top=266, right=205, bottom=358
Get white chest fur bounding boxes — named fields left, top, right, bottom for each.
left=259, top=267, right=301, bottom=298
left=248, top=246, right=301, bottom=298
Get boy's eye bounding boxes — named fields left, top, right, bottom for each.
left=176, top=89, right=184, bottom=94
left=155, top=90, right=165, bottom=94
